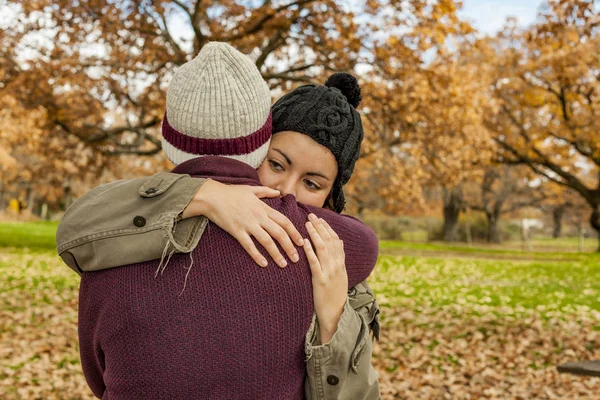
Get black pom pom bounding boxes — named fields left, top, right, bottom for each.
left=324, top=72, right=362, bottom=108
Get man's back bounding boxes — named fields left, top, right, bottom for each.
left=78, top=157, right=378, bottom=400
left=79, top=217, right=313, bottom=399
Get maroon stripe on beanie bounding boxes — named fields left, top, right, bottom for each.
left=162, top=112, right=272, bottom=156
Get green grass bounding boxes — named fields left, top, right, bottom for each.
left=1, top=221, right=599, bottom=315
left=380, top=240, right=600, bottom=261
left=0, top=221, right=58, bottom=250
left=370, top=254, right=600, bottom=313
left=509, top=236, right=598, bottom=250
left=399, top=230, right=429, bottom=241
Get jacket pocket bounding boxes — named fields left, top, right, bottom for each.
left=138, top=172, right=191, bottom=198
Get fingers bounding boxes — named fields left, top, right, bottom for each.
left=323, top=220, right=344, bottom=261
left=306, top=219, right=328, bottom=258
left=268, top=209, right=305, bottom=247
left=307, top=214, right=345, bottom=270
left=249, top=185, right=281, bottom=199
left=236, top=233, right=268, bottom=268
left=261, top=218, right=300, bottom=264
left=249, top=204, right=303, bottom=268
left=309, top=215, right=332, bottom=243
left=303, top=238, right=323, bottom=278
left=250, top=228, right=289, bottom=268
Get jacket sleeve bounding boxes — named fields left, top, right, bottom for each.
left=56, top=173, right=208, bottom=274
left=56, top=173, right=378, bottom=283
left=304, top=280, right=381, bottom=400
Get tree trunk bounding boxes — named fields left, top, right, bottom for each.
left=0, top=181, right=5, bottom=210
left=64, top=185, right=74, bottom=210
left=487, top=211, right=501, bottom=243
left=442, top=186, right=463, bottom=242
left=26, top=187, right=39, bottom=216
left=590, top=204, right=600, bottom=252
left=356, top=204, right=365, bottom=218
left=552, top=204, right=566, bottom=238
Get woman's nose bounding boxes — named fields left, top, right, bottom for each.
left=277, top=181, right=296, bottom=198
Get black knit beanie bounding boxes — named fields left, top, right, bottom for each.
left=271, top=72, right=364, bottom=213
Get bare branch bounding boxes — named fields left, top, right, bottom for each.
left=498, top=105, right=596, bottom=192
left=171, top=0, right=192, bottom=19
left=217, top=0, right=316, bottom=42
left=101, top=146, right=162, bottom=156
left=191, top=0, right=206, bottom=50
left=494, top=137, right=595, bottom=204
left=261, top=72, right=314, bottom=83
left=158, top=11, right=187, bottom=65
left=502, top=194, right=549, bottom=214
left=547, top=130, right=600, bottom=166
left=256, top=30, right=285, bottom=69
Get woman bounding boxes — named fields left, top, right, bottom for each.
left=57, top=43, right=379, bottom=399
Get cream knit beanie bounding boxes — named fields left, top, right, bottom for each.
left=161, top=42, right=272, bottom=168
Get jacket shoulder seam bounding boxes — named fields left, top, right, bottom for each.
left=57, top=222, right=169, bottom=253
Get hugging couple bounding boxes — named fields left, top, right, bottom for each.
left=57, top=42, right=381, bottom=399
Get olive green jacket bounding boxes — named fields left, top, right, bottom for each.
left=56, top=173, right=381, bottom=400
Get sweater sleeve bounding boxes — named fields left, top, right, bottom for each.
left=301, top=205, right=379, bottom=288
left=78, top=274, right=107, bottom=399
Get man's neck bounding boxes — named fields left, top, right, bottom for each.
left=171, top=156, right=261, bottom=186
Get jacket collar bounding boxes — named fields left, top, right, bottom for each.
left=171, top=156, right=262, bottom=186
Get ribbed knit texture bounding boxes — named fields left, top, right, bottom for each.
left=163, top=113, right=272, bottom=156
left=162, top=42, right=272, bottom=168
left=78, top=157, right=379, bottom=400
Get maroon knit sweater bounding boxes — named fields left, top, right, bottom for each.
left=78, top=157, right=378, bottom=400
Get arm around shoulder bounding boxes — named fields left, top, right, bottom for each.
left=56, top=173, right=208, bottom=274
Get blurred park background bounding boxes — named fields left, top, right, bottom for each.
left=1, top=0, right=599, bottom=398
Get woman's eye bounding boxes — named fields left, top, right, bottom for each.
left=304, top=180, right=320, bottom=190
left=269, top=160, right=283, bottom=172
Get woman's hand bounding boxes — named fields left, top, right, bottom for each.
left=303, top=214, right=348, bottom=344
left=182, top=179, right=304, bottom=268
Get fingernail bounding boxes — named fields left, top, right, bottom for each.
left=297, top=237, right=305, bottom=246
left=292, top=253, right=299, bottom=262
left=260, top=259, right=268, bottom=267
left=279, top=259, right=288, bottom=268
left=308, top=213, right=317, bottom=221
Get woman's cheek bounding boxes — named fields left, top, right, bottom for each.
left=296, top=190, right=328, bottom=208
left=257, top=166, right=278, bottom=190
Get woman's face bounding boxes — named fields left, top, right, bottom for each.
left=257, top=131, right=338, bottom=208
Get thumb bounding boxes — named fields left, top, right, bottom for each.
left=250, top=186, right=281, bottom=199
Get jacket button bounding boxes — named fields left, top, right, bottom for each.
left=133, top=216, right=146, bottom=227
left=145, top=187, right=158, bottom=195
left=326, top=375, right=339, bottom=386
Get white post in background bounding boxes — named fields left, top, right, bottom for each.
left=578, top=228, right=586, bottom=252
left=465, top=208, right=472, bottom=248
left=521, top=219, right=532, bottom=252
